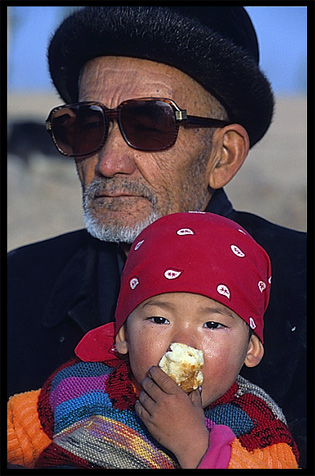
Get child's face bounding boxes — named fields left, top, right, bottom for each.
left=116, top=292, right=263, bottom=407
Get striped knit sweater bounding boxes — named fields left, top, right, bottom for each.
left=7, top=357, right=299, bottom=469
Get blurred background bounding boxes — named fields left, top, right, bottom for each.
left=7, top=6, right=307, bottom=251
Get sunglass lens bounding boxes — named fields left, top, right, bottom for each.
left=51, top=105, right=106, bottom=156
left=120, top=100, right=177, bottom=151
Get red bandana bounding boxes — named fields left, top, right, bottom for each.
left=76, top=212, right=271, bottom=361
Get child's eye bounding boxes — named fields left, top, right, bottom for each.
left=149, top=316, right=169, bottom=325
left=204, top=321, right=226, bottom=329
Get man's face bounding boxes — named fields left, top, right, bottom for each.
left=77, top=56, right=219, bottom=244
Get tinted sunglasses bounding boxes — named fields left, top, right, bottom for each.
left=45, top=98, right=230, bottom=156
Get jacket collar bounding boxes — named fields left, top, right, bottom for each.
left=42, top=238, right=121, bottom=332
left=205, top=188, right=234, bottom=217
left=42, top=188, right=232, bottom=331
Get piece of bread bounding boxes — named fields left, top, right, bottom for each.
left=159, top=342, right=204, bottom=393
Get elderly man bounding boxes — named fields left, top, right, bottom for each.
left=8, top=6, right=306, bottom=466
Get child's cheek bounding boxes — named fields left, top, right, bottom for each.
left=128, top=328, right=165, bottom=384
left=201, top=343, right=246, bottom=406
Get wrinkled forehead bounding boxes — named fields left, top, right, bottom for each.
left=78, top=56, right=224, bottom=114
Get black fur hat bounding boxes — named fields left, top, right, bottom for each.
left=48, top=6, right=274, bottom=147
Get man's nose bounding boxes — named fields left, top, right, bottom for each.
left=95, top=125, right=137, bottom=178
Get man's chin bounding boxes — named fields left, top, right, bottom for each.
left=83, top=210, right=159, bottom=244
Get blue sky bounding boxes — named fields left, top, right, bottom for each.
left=7, top=6, right=307, bottom=95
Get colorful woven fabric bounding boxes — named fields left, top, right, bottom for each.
left=204, top=376, right=299, bottom=469
left=8, top=358, right=299, bottom=469
left=228, top=438, right=299, bottom=469
left=36, top=358, right=178, bottom=469
left=7, top=389, right=52, bottom=468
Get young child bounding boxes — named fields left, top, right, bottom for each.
left=7, top=212, right=299, bottom=469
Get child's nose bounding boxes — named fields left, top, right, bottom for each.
left=170, top=331, right=199, bottom=350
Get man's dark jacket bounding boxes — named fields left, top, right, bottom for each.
left=7, top=189, right=306, bottom=466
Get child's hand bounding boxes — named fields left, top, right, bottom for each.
left=135, top=365, right=209, bottom=468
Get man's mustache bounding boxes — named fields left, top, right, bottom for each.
left=83, top=178, right=156, bottom=205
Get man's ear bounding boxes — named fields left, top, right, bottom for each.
left=208, top=124, right=249, bottom=190
left=115, top=324, right=129, bottom=355
left=244, top=334, right=264, bottom=368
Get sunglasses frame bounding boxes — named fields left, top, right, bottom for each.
left=45, top=97, right=231, bottom=157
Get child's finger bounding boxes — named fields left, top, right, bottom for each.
left=147, top=365, right=181, bottom=395
left=189, top=387, right=203, bottom=407
left=135, top=398, right=151, bottom=421
left=137, top=389, right=156, bottom=415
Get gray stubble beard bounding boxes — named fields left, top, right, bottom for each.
left=83, top=206, right=159, bottom=244
left=82, top=178, right=160, bottom=244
